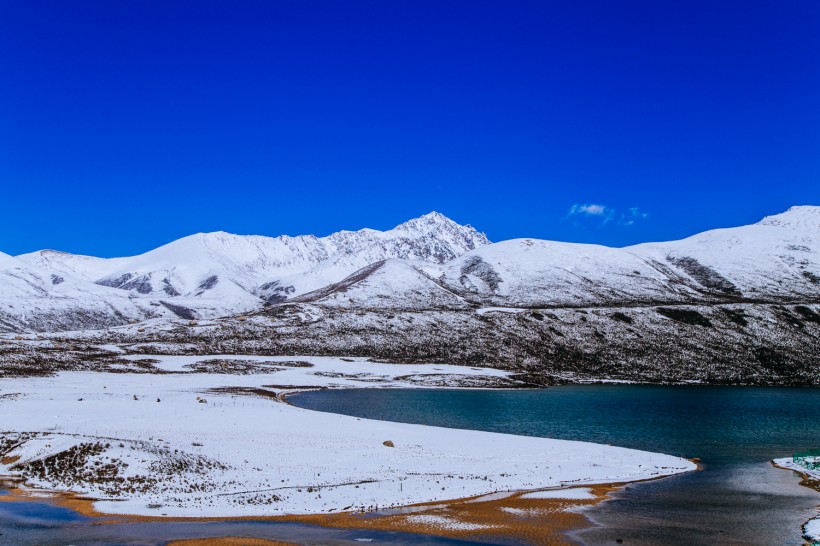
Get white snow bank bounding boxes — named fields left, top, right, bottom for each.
left=805, top=517, right=820, bottom=543
left=475, top=307, right=526, bottom=315
left=520, top=487, right=596, bottom=500
left=404, top=514, right=495, bottom=531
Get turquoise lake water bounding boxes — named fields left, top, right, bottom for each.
left=290, top=385, right=820, bottom=545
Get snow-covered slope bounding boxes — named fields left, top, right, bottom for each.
left=0, top=251, right=149, bottom=332
left=46, top=212, right=489, bottom=307
left=439, top=239, right=698, bottom=307
left=296, top=259, right=471, bottom=309
left=0, top=251, right=262, bottom=332
left=16, top=249, right=127, bottom=282
left=628, top=206, right=820, bottom=300
left=432, top=206, right=819, bottom=307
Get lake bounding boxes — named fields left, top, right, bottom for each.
left=291, top=385, right=820, bottom=545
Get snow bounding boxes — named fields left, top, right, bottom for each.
left=403, top=514, right=496, bottom=531
left=39, top=212, right=489, bottom=304
left=16, top=249, right=129, bottom=282
left=520, top=487, right=596, bottom=500
left=119, top=354, right=511, bottom=381
left=440, top=205, right=820, bottom=307
left=475, top=307, right=527, bottom=315
left=96, top=344, right=126, bottom=354
left=2, top=213, right=489, bottom=331
left=629, top=206, right=820, bottom=300
left=805, top=517, right=820, bottom=543
left=296, top=260, right=470, bottom=309
left=0, top=355, right=695, bottom=518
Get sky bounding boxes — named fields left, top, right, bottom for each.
left=1, top=1, right=818, bottom=257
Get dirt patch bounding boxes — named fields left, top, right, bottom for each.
left=1, top=455, right=20, bottom=465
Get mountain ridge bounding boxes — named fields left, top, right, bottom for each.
left=1, top=207, right=818, bottom=334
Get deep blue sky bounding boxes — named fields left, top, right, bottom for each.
left=1, top=1, right=818, bottom=257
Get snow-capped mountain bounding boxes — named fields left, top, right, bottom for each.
left=3, top=207, right=818, bottom=333
left=0, top=251, right=154, bottom=332
left=628, top=205, right=820, bottom=300
left=6, top=213, right=488, bottom=330
left=300, top=206, right=819, bottom=309
left=16, top=249, right=128, bottom=282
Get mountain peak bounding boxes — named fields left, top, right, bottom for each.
left=419, top=211, right=449, bottom=222
left=395, top=211, right=455, bottom=228
left=757, top=205, right=820, bottom=230
left=394, top=212, right=490, bottom=243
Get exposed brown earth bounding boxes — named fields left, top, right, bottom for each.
left=167, top=537, right=295, bottom=546
left=0, top=480, right=621, bottom=545
left=285, top=485, right=619, bottom=545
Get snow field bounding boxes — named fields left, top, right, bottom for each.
left=0, top=354, right=695, bottom=517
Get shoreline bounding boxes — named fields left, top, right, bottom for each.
left=0, top=475, right=688, bottom=545
left=771, top=459, right=820, bottom=545
left=0, top=355, right=695, bottom=519
left=0, top=353, right=698, bottom=543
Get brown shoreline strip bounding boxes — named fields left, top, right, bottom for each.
left=0, top=466, right=698, bottom=545
left=167, top=537, right=296, bottom=546
left=0, top=483, right=616, bottom=545
left=771, top=460, right=820, bottom=494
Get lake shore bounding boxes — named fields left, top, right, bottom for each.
left=772, top=459, right=820, bottom=544
left=0, top=478, right=661, bottom=545
left=0, top=353, right=701, bottom=544
left=0, top=354, right=695, bottom=519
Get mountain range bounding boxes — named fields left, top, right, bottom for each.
left=2, top=206, right=818, bottom=333
left=1, top=206, right=818, bottom=385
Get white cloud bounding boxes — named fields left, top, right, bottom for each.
left=566, top=204, right=648, bottom=227
left=619, top=207, right=649, bottom=226
left=568, top=203, right=610, bottom=217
